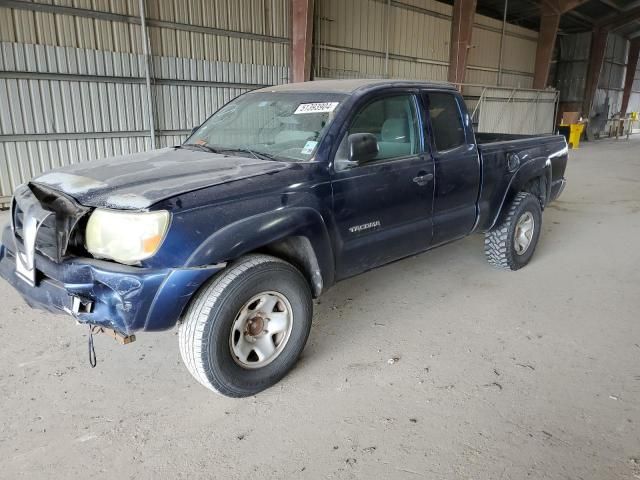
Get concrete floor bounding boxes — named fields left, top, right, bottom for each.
left=0, top=137, right=639, bottom=479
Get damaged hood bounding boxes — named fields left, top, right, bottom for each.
left=31, top=147, right=291, bottom=209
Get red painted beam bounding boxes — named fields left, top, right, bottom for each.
left=448, top=0, right=477, bottom=85
left=621, top=39, right=640, bottom=116
left=582, top=26, right=608, bottom=116
left=533, top=4, right=560, bottom=89
left=292, top=0, right=314, bottom=83
left=532, top=0, right=589, bottom=90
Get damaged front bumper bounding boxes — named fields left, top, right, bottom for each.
left=0, top=224, right=224, bottom=335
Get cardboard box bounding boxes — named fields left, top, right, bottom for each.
left=561, top=111, right=581, bottom=125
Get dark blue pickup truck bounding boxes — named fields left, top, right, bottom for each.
left=0, top=79, right=567, bottom=397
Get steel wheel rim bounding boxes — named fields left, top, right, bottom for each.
left=514, top=211, right=535, bottom=255
left=229, top=291, right=293, bottom=369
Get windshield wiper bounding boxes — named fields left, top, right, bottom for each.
left=216, top=147, right=278, bottom=162
left=180, top=143, right=220, bottom=154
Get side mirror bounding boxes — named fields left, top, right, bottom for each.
left=348, top=133, right=378, bottom=164
left=190, top=126, right=200, bottom=136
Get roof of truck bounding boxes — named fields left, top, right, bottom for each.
left=255, top=79, right=457, bottom=94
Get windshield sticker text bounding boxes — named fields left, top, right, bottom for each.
left=294, top=102, right=339, bottom=114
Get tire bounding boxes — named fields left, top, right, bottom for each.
left=178, top=254, right=313, bottom=397
left=484, top=192, right=542, bottom=271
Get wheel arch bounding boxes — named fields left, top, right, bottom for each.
left=255, top=236, right=324, bottom=297
left=184, top=207, right=334, bottom=297
left=485, top=156, right=551, bottom=231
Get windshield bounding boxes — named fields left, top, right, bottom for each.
left=186, top=91, right=347, bottom=162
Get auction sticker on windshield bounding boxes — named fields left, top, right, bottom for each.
left=301, top=140, right=318, bottom=155
left=294, top=102, right=339, bottom=114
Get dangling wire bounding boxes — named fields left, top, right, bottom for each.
left=88, top=325, right=98, bottom=368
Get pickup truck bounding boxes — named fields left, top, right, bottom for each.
left=0, top=79, right=567, bottom=397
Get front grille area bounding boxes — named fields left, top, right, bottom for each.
left=12, top=199, right=24, bottom=241
left=12, top=183, right=90, bottom=264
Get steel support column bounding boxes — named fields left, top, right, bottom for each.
left=448, top=0, right=477, bottom=85
left=532, top=5, right=560, bottom=89
left=292, top=0, right=314, bottom=83
left=582, top=26, right=608, bottom=116
left=621, top=38, right=640, bottom=116
left=138, top=0, right=155, bottom=149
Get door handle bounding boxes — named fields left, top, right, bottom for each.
left=412, top=173, right=433, bottom=186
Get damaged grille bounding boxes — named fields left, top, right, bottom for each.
left=11, top=183, right=90, bottom=264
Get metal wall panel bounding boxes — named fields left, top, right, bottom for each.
left=476, top=87, right=558, bottom=134
left=631, top=58, right=640, bottom=113
left=628, top=92, right=640, bottom=114
left=590, top=33, right=628, bottom=121
left=4, top=0, right=292, bottom=58
left=314, top=0, right=537, bottom=87
left=554, top=33, right=590, bottom=104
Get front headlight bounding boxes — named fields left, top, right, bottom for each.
left=85, top=209, right=170, bottom=264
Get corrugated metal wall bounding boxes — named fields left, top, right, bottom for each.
left=313, top=0, right=538, bottom=88
left=0, top=0, right=290, bottom=204
left=556, top=32, right=590, bottom=105
left=595, top=32, right=627, bottom=116
left=472, top=87, right=558, bottom=134
left=555, top=31, right=640, bottom=136
left=629, top=57, right=640, bottom=114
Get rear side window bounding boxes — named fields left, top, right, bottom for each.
left=427, top=92, right=466, bottom=151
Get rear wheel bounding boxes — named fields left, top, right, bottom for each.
left=484, top=192, right=542, bottom=270
left=178, top=254, right=313, bottom=397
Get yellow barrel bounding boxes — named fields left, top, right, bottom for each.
left=567, top=123, right=585, bottom=149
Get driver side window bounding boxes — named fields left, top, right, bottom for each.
left=336, top=94, right=419, bottom=164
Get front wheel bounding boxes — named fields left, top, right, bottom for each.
left=178, top=254, right=313, bottom=397
left=484, top=192, right=542, bottom=270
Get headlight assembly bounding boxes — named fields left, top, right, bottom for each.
left=85, top=209, right=170, bottom=264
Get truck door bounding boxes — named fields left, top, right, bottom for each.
left=422, top=91, right=480, bottom=245
left=330, top=93, right=435, bottom=279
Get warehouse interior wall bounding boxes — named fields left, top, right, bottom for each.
left=554, top=30, right=640, bottom=135
left=313, top=0, right=538, bottom=88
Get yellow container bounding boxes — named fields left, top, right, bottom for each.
left=631, top=112, right=639, bottom=121
left=566, top=123, right=584, bottom=149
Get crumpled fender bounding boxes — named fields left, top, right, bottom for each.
left=184, top=207, right=335, bottom=292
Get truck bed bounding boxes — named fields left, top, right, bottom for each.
left=474, top=132, right=568, bottom=233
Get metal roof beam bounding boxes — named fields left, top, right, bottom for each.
left=540, top=0, right=589, bottom=14
left=565, top=9, right=595, bottom=25
left=597, top=0, right=621, bottom=11
left=597, top=5, right=640, bottom=30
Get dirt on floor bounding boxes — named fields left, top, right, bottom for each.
left=1, top=137, right=639, bottom=480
